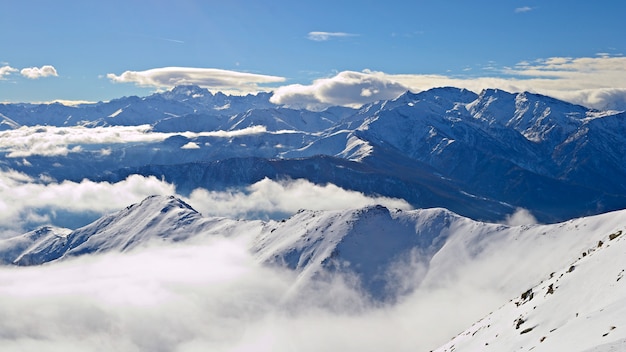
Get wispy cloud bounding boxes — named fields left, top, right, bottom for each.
left=307, top=31, right=357, bottom=41
left=157, top=36, right=184, bottom=44
left=20, top=65, right=58, bottom=79
left=107, top=67, right=285, bottom=94
left=515, top=6, right=533, bottom=13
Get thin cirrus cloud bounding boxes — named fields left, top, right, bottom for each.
left=514, top=6, right=533, bottom=13
left=307, top=31, right=357, bottom=41
left=272, top=56, right=626, bottom=111
left=107, top=67, right=286, bottom=94
left=20, top=65, right=58, bottom=79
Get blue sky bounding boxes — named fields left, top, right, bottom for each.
left=1, top=0, right=626, bottom=109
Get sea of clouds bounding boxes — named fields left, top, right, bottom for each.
left=0, top=230, right=509, bottom=352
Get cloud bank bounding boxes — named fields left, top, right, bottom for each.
left=0, top=171, right=176, bottom=235
left=0, top=224, right=512, bottom=352
left=107, top=67, right=285, bottom=94
left=0, top=125, right=269, bottom=158
left=188, top=177, right=412, bottom=219
left=0, top=169, right=410, bottom=236
left=20, top=65, right=58, bottom=79
left=0, top=235, right=427, bottom=352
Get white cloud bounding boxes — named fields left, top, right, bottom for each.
left=270, top=70, right=407, bottom=110
left=187, top=177, right=413, bottom=219
left=0, top=125, right=269, bottom=158
left=0, top=171, right=176, bottom=235
left=271, top=56, right=626, bottom=111
left=515, top=6, right=533, bottom=13
left=0, top=239, right=299, bottom=351
left=0, top=168, right=410, bottom=236
left=0, top=65, right=18, bottom=79
left=20, top=65, right=58, bottom=79
left=0, top=230, right=491, bottom=352
left=503, top=208, right=538, bottom=226
left=107, top=67, right=285, bottom=94
left=307, top=31, right=357, bottom=41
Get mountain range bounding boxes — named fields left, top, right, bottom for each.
left=2, top=85, right=626, bottom=223
left=1, top=85, right=625, bottom=350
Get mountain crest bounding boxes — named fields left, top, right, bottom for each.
left=12, top=195, right=206, bottom=265
left=163, top=84, right=212, bottom=99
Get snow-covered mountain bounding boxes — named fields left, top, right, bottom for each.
left=3, top=85, right=625, bottom=223
left=0, top=196, right=245, bottom=265
left=2, top=85, right=626, bottom=351
left=1, top=194, right=624, bottom=350
left=0, top=85, right=277, bottom=128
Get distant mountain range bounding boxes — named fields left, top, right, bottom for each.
left=2, top=85, right=625, bottom=222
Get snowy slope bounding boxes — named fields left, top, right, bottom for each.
left=0, top=226, right=71, bottom=264
left=254, top=205, right=457, bottom=299
left=434, top=227, right=626, bottom=352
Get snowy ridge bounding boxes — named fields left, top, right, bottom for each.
left=0, top=226, right=71, bottom=264
left=8, top=196, right=235, bottom=265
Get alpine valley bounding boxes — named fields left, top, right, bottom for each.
left=0, top=86, right=624, bottom=351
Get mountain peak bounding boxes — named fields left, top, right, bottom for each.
left=163, top=85, right=212, bottom=99
left=130, top=195, right=198, bottom=214
left=11, top=195, right=204, bottom=265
